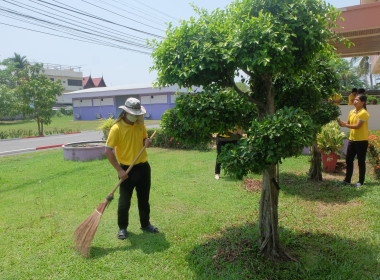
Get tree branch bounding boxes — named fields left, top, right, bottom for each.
left=242, top=68, right=254, bottom=77
left=231, top=80, right=265, bottom=109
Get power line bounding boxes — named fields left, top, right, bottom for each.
left=79, top=0, right=165, bottom=32
left=0, top=5, right=153, bottom=50
left=107, top=0, right=171, bottom=26
left=1, top=0, right=153, bottom=49
left=0, top=10, right=150, bottom=53
left=0, top=22, right=151, bottom=55
left=128, top=0, right=179, bottom=22
left=27, top=0, right=149, bottom=43
left=39, top=0, right=163, bottom=38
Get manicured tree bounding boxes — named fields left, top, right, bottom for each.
left=151, top=0, right=341, bottom=258
left=275, top=56, right=341, bottom=181
left=161, top=87, right=256, bottom=146
left=15, top=64, right=64, bottom=136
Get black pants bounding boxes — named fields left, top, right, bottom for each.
left=118, top=162, right=151, bottom=229
left=215, top=140, right=237, bottom=175
left=345, top=140, right=368, bottom=185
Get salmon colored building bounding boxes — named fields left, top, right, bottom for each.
left=333, top=0, right=380, bottom=75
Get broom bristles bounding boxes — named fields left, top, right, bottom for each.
left=73, top=199, right=109, bottom=257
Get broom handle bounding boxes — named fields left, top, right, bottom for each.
left=107, top=131, right=157, bottom=198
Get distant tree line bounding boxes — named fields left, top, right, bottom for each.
left=0, top=53, right=64, bottom=135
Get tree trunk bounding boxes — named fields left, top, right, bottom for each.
left=259, top=164, right=282, bottom=258
left=257, top=73, right=286, bottom=259
left=37, top=116, right=42, bottom=136
left=308, top=139, right=322, bottom=181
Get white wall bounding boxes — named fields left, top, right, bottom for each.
left=339, top=105, right=380, bottom=133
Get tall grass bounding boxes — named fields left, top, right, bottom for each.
left=0, top=149, right=379, bottom=279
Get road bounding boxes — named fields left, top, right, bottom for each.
left=0, top=131, right=103, bottom=157
left=0, top=124, right=160, bottom=157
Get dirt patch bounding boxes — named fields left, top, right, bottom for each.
left=243, top=178, right=262, bottom=192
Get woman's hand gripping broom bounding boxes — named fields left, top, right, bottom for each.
left=73, top=131, right=157, bottom=257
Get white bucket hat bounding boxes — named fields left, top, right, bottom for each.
left=118, top=97, right=146, bottom=115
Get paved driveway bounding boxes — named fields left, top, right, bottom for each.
left=0, top=124, right=160, bottom=157
left=0, top=131, right=103, bottom=157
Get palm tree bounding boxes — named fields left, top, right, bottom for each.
left=10, top=53, right=29, bottom=69
left=350, top=56, right=373, bottom=89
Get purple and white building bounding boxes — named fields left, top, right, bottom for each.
left=63, top=84, right=185, bottom=120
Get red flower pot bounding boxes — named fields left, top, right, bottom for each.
left=322, top=152, right=338, bottom=173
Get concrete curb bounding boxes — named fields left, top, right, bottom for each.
left=0, top=144, right=65, bottom=157
left=0, top=132, right=81, bottom=142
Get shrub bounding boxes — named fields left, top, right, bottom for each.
left=317, top=122, right=347, bottom=154
left=98, top=117, right=115, bottom=140
left=147, top=129, right=209, bottom=150
left=368, top=132, right=380, bottom=179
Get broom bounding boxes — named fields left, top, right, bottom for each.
left=73, top=131, right=157, bottom=257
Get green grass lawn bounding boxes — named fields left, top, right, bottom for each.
left=0, top=116, right=161, bottom=138
left=0, top=149, right=379, bottom=279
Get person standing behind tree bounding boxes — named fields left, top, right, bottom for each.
left=105, top=97, right=158, bottom=240
left=339, top=95, right=370, bottom=187
left=328, top=91, right=342, bottom=105
left=348, top=88, right=358, bottom=105
left=214, top=128, right=242, bottom=180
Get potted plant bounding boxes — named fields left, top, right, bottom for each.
left=317, top=121, right=347, bottom=173
left=98, top=117, right=115, bottom=140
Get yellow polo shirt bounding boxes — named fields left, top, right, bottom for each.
left=348, top=108, right=369, bottom=141
left=106, top=120, right=148, bottom=165
left=331, top=94, right=341, bottom=105
left=348, top=94, right=355, bottom=105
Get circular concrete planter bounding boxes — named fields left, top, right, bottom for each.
left=63, top=141, right=106, bottom=161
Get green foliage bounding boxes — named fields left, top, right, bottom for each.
left=97, top=117, right=114, bottom=140
left=15, top=65, right=64, bottom=135
left=335, top=58, right=367, bottom=91
left=151, top=0, right=339, bottom=90
left=367, top=95, right=379, bottom=105
left=275, top=55, right=340, bottom=113
left=147, top=129, right=209, bottom=150
left=219, top=107, right=315, bottom=179
left=161, top=88, right=256, bottom=146
left=368, top=132, right=380, bottom=179
left=310, top=101, right=341, bottom=128
left=317, top=122, right=347, bottom=154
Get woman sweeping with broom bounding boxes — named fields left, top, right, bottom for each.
left=105, top=97, right=159, bottom=239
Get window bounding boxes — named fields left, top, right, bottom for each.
left=141, top=95, right=167, bottom=104
left=68, top=79, right=83, bottom=86
left=73, top=99, right=92, bottom=107
left=93, top=98, right=114, bottom=106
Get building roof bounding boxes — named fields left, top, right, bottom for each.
left=83, top=76, right=91, bottom=86
left=92, top=77, right=106, bottom=87
left=63, top=84, right=191, bottom=99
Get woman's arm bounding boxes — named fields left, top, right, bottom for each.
left=339, top=119, right=364, bottom=129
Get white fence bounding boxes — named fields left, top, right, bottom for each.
left=339, top=105, right=379, bottom=133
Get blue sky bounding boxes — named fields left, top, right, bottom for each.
left=0, top=0, right=360, bottom=86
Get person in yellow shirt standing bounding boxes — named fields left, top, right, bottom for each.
left=339, top=95, right=370, bottom=187
left=105, top=97, right=158, bottom=240
left=329, top=92, right=342, bottom=105
left=348, top=88, right=357, bottom=105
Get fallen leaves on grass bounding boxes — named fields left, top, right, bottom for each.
left=243, top=178, right=262, bottom=192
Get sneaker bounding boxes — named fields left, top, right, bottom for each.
left=355, top=182, right=362, bottom=187
left=214, top=174, right=220, bottom=180
left=341, top=180, right=350, bottom=185
left=140, top=224, right=159, bottom=233
left=117, top=229, right=128, bottom=240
